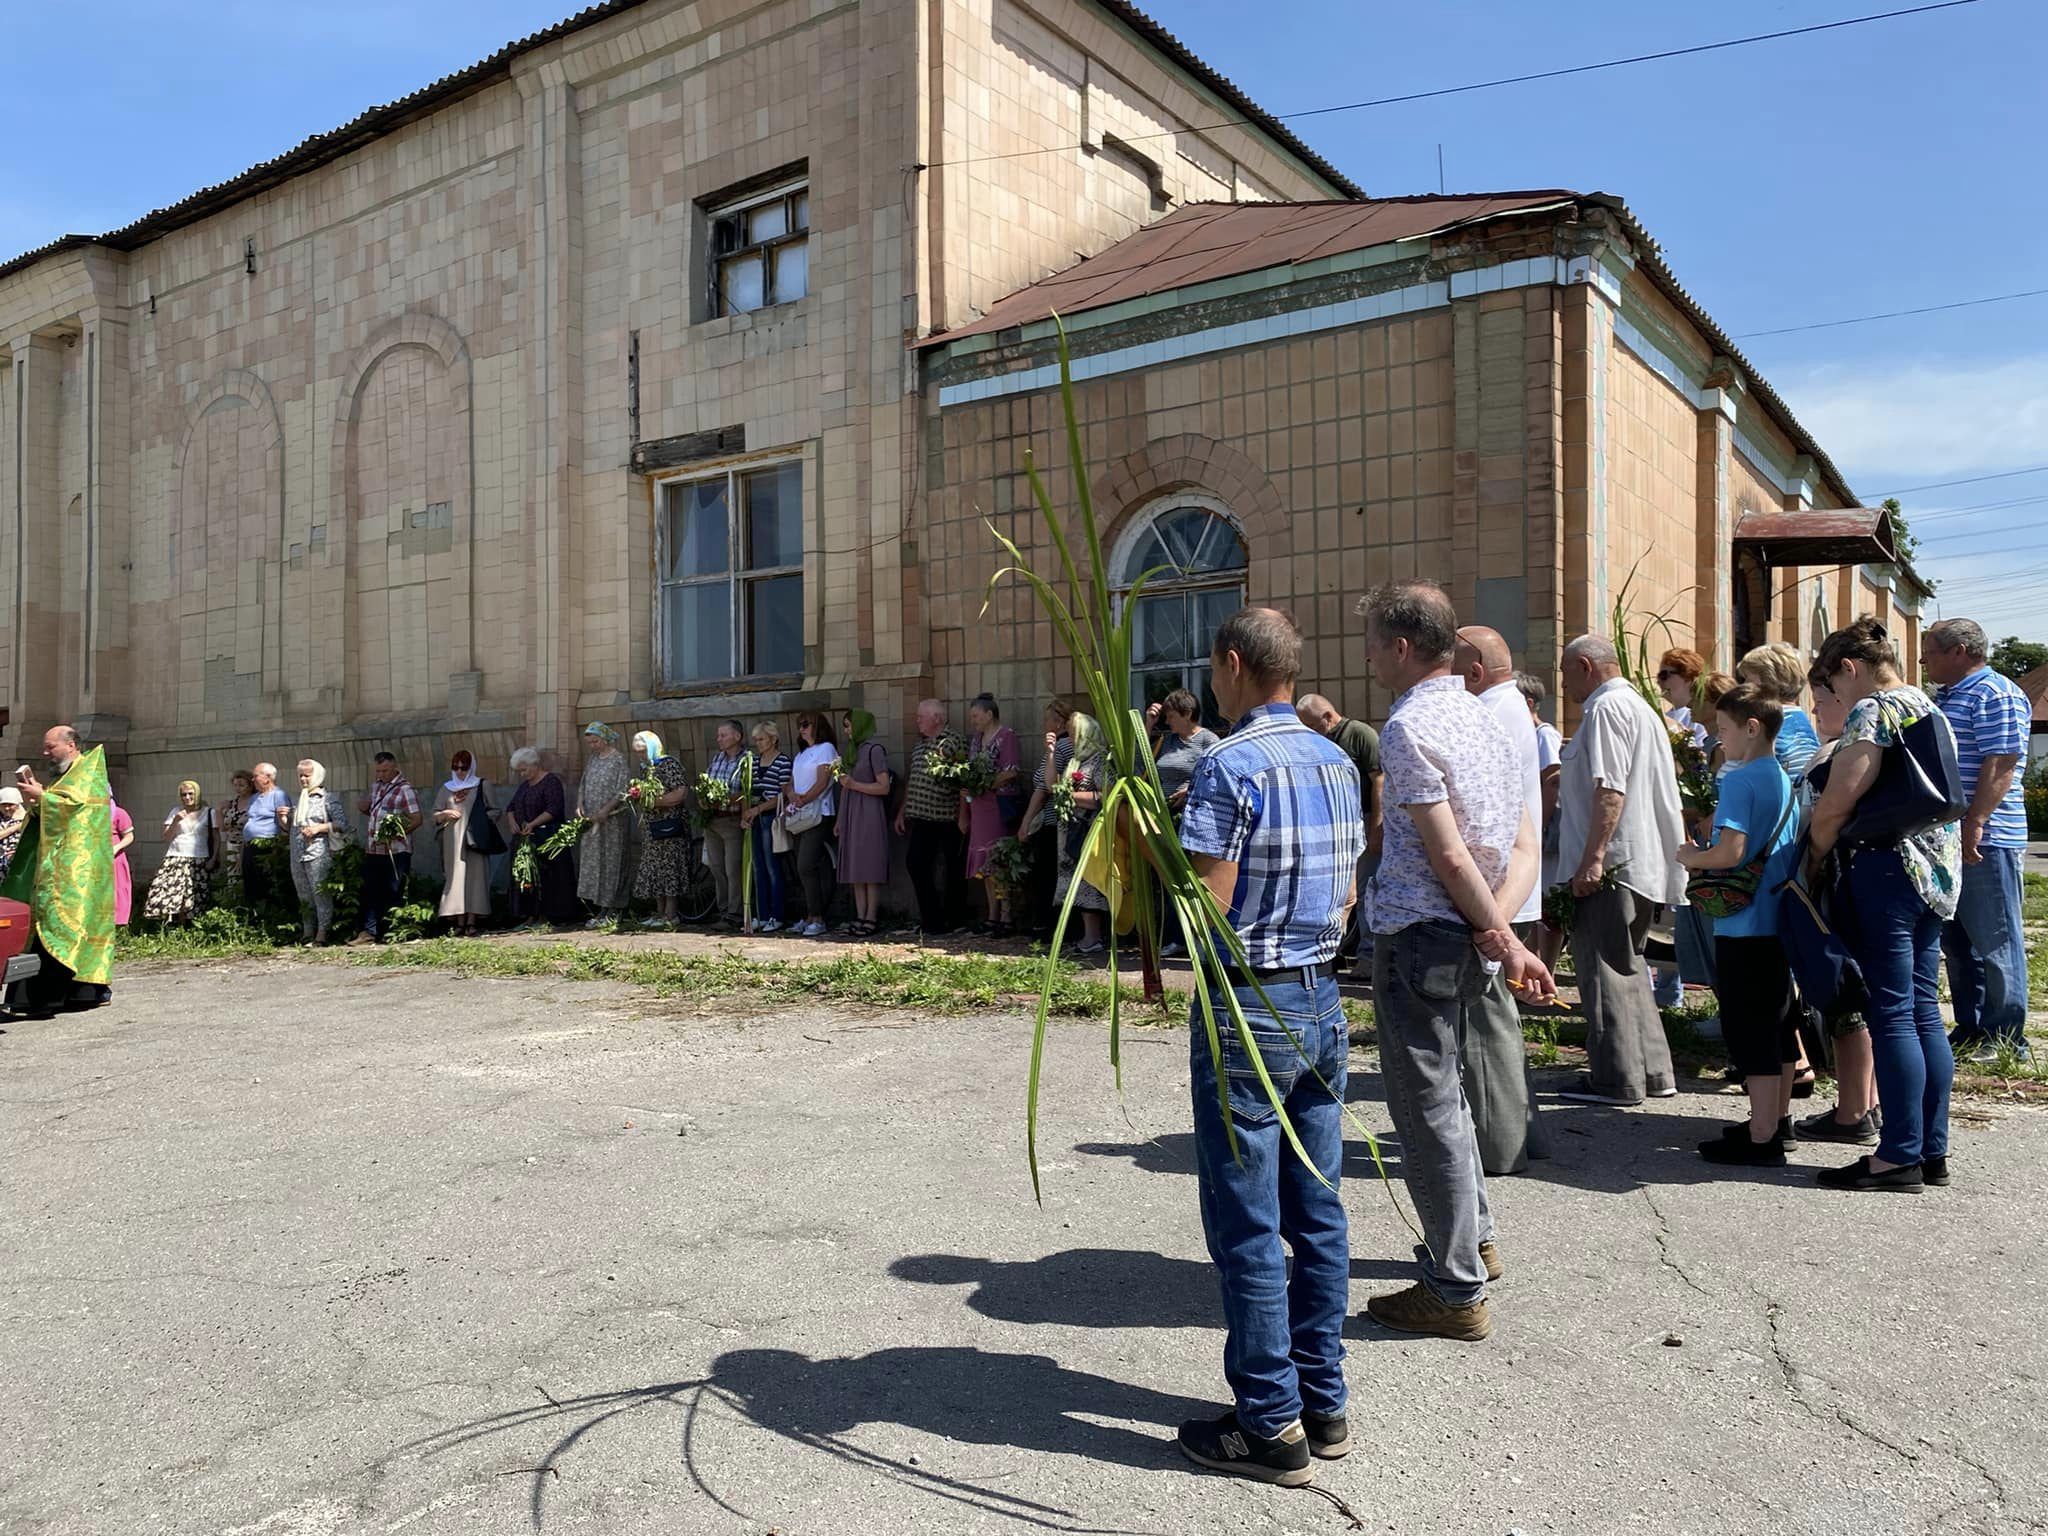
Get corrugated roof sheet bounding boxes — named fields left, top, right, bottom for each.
left=0, top=0, right=1354, bottom=284
left=920, top=192, right=1577, bottom=344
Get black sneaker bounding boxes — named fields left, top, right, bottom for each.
left=1301, top=1410, right=1351, bottom=1461
left=1816, top=1155, right=1922, bottom=1193
left=1795, top=1108, right=1878, bottom=1145
left=1176, top=1411, right=1313, bottom=1486
left=1921, top=1155, right=1950, bottom=1187
left=1699, top=1133, right=1786, bottom=1167
left=1719, top=1117, right=1794, bottom=1146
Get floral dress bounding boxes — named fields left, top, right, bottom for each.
left=1838, top=686, right=1962, bottom=919
left=633, top=757, right=692, bottom=899
left=1053, top=753, right=1109, bottom=913
left=576, top=750, right=639, bottom=910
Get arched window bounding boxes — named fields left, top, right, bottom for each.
left=1114, top=496, right=1247, bottom=728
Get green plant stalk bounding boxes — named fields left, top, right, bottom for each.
left=990, top=316, right=1394, bottom=1209
left=738, top=754, right=755, bottom=931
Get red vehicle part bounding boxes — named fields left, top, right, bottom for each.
left=0, top=896, right=41, bottom=998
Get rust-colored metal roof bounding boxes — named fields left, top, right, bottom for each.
left=2017, top=663, right=2048, bottom=728
left=1733, top=508, right=1900, bottom=568
left=924, top=192, right=1578, bottom=345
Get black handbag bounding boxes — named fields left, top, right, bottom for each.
left=463, top=787, right=507, bottom=856
left=1808, top=697, right=1966, bottom=849
left=1775, top=847, right=1868, bottom=1021
left=648, top=812, right=685, bottom=841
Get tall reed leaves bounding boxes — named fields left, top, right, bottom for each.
left=984, top=318, right=1388, bottom=1202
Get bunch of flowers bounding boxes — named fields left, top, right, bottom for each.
left=511, top=840, right=539, bottom=892
left=928, top=745, right=997, bottom=799
left=692, top=771, right=741, bottom=827
left=1046, top=769, right=1086, bottom=824
left=983, top=835, right=1032, bottom=896
left=372, top=811, right=412, bottom=848
left=1539, top=863, right=1629, bottom=946
left=537, top=815, right=589, bottom=859
left=623, top=773, right=670, bottom=817
left=1670, top=728, right=1717, bottom=821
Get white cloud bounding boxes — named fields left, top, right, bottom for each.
left=1783, top=355, right=2048, bottom=479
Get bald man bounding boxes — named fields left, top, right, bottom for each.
left=1453, top=627, right=1544, bottom=1173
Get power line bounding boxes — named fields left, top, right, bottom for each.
left=1735, top=285, right=2048, bottom=339
left=919, top=1, right=1982, bottom=171
left=1867, top=465, right=2048, bottom=498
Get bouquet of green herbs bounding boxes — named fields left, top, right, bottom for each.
left=984, top=835, right=1032, bottom=897
left=537, top=816, right=588, bottom=859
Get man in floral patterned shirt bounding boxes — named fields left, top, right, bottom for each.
left=1360, top=581, right=1551, bottom=1345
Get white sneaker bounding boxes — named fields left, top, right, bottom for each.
left=1647, top=1085, right=1680, bottom=1099
left=801, top=920, right=826, bottom=937
left=756, top=918, right=782, bottom=934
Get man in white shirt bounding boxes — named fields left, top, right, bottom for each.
left=1555, top=636, right=1689, bottom=1105
left=1454, top=627, right=1544, bottom=1172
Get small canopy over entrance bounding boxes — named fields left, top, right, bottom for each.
left=1732, top=507, right=1900, bottom=568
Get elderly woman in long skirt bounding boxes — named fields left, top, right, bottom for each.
left=630, top=730, right=692, bottom=929
left=290, top=759, right=350, bottom=945
left=144, top=780, right=216, bottom=925
left=575, top=722, right=638, bottom=927
left=504, top=747, right=581, bottom=928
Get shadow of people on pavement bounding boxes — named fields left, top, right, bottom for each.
left=891, top=1249, right=1222, bottom=1329
left=398, top=1346, right=1211, bottom=1533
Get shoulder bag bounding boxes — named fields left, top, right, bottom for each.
left=464, top=787, right=507, bottom=856
left=1775, top=844, right=1868, bottom=1020
left=1805, top=697, right=1967, bottom=849
left=1684, top=790, right=1794, bottom=920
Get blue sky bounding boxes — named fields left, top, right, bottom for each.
left=4, top=0, right=2041, bottom=640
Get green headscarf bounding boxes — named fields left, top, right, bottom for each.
left=1070, top=711, right=1106, bottom=766
left=846, top=710, right=877, bottom=750
left=582, top=721, right=620, bottom=746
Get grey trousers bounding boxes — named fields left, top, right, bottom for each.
left=291, top=847, right=334, bottom=937
left=701, top=816, right=747, bottom=920
left=1570, top=885, right=1676, bottom=1100
left=1459, top=921, right=1542, bottom=1174
left=1373, top=922, right=1495, bottom=1307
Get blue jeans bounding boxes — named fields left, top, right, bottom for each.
left=1846, top=848, right=1952, bottom=1165
left=1942, top=845, right=2030, bottom=1051
left=749, top=816, right=786, bottom=924
left=1188, top=971, right=1349, bottom=1439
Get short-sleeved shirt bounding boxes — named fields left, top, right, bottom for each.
left=1773, top=708, right=1822, bottom=783
left=1179, top=705, right=1363, bottom=968
left=1477, top=680, right=1543, bottom=924
left=1366, top=675, right=1523, bottom=936
left=1534, top=721, right=1563, bottom=772
left=365, top=775, right=421, bottom=854
left=791, top=743, right=840, bottom=818
left=752, top=752, right=791, bottom=805
left=243, top=787, right=291, bottom=839
left=1330, top=718, right=1382, bottom=816
left=1556, top=677, right=1690, bottom=907
left=1937, top=666, right=2031, bottom=848
left=904, top=729, right=967, bottom=822
left=1839, top=688, right=1962, bottom=918
left=1708, top=755, right=1799, bottom=937
left=1152, top=727, right=1221, bottom=800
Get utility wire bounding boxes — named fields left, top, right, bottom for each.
left=1867, top=465, right=2048, bottom=498
left=917, top=1, right=1981, bottom=171
left=1734, top=285, right=2048, bottom=339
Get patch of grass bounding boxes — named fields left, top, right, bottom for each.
left=1342, top=997, right=1375, bottom=1045
left=2022, top=872, right=2048, bottom=926
left=120, top=908, right=296, bottom=961
left=343, top=939, right=1172, bottom=1021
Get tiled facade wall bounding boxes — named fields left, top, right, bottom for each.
left=1605, top=341, right=1699, bottom=645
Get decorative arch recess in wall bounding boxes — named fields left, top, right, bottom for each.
left=1094, top=434, right=1289, bottom=560
left=170, top=369, right=284, bottom=731
left=332, top=313, right=475, bottom=716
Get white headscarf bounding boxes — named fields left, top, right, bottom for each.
left=295, top=760, right=327, bottom=825
left=445, top=766, right=481, bottom=793
left=631, top=730, right=666, bottom=763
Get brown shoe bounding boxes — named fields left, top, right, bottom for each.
left=1479, top=1240, right=1504, bottom=1283
left=1366, top=1282, right=1492, bottom=1342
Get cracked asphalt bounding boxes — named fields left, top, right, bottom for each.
left=1, top=953, right=2042, bottom=1535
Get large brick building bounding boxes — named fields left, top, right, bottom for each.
left=0, top=0, right=1920, bottom=856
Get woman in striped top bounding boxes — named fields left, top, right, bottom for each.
left=742, top=720, right=792, bottom=933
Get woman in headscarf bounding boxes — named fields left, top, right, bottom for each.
left=432, top=750, right=494, bottom=936
left=144, top=780, right=215, bottom=925
left=503, top=747, right=580, bottom=929
left=290, top=758, right=349, bottom=945
left=0, top=787, right=27, bottom=885
left=835, top=709, right=893, bottom=937
left=630, top=730, right=692, bottom=929
left=575, top=722, right=637, bottom=927
left=1054, top=711, right=1111, bottom=954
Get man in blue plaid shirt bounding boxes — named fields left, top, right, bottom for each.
left=1172, top=606, right=1362, bottom=1488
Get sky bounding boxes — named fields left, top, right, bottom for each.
left=4, top=0, right=2043, bottom=642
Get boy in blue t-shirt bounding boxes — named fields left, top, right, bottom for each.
left=1676, top=683, right=1802, bottom=1167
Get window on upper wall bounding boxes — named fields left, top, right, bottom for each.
left=707, top=180, right=810, bottom=318
left=1115, top=499, right=1248, bottom=731
left=659, top=461, right=805, bottom=683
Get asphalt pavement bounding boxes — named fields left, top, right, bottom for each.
left=0, top=954, right=2040, bottom=1535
